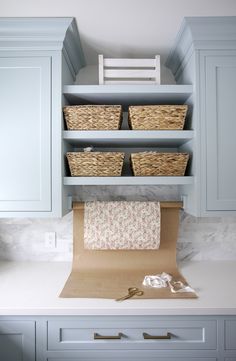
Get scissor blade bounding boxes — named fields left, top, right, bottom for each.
left=115, top=294, right=133, bottom=302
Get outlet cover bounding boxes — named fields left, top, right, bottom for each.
left=44, top=232, right=56, bottom=249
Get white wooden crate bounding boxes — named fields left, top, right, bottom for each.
left=98, top=54, right=161, bottom=85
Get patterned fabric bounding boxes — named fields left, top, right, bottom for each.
left=84, top=201, right=160, bottom=250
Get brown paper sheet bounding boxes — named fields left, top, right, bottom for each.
left=60, top=202, right=197, bottom=299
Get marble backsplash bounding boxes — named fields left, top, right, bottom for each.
left=0, top=186, right=236, bottom=262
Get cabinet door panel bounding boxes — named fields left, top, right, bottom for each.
left=205, top=55, right=236, bottom=211
left=0, top=321, right=35, bottom=361
left=0, top=57, right=51, bottom=212
left=225, top=320, right=236, bottom=350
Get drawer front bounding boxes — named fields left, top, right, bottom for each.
left=225, top=320, right=236, bottom=350
left=48, top=318, right=217, bottom=351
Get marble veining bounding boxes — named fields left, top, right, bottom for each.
left=0, top=186, right=236, bottom=262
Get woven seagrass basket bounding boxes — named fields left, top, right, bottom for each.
left=128, top=105, right=188, bottom=130
left=63, top=105, right=122, bottom=130
left=131, top=152, right=189, bottom=176
left=67, top=152, right=125, bottom=177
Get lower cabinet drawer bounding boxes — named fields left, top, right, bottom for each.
left=47, top=318, right=217, bottom=351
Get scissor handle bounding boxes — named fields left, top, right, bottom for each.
left=116, top=287, right=144, bottom=301
left=127, top=287, right=143, bottom=296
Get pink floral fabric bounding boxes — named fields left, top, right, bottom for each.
left=84, top=201, right=160, bottom=250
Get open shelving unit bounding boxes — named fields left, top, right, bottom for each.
left=62, top=84, right=194, bottom=188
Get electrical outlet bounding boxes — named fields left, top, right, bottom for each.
left=44, top=232, right=56, bottom=249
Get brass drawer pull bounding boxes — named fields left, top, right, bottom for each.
left=94, top=332, right=122, bottom=340
left=143, top=332, right=171, bottom=340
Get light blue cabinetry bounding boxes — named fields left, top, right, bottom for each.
left=1, top=315, right=236, bottom=360
left=2, top=17, right=235, bottom=217
left=0, top=320, right=35, bottom=361
left=0, top=55, right=51, bottom=213
left=47, top=318, right=216, bottom=351
left=225, top=320, right=236, bottom=350
left=0, top=18, right=84, bottom=217
left=167, top=17, right=236, bottom=216
left=203, top=52, right=236, bottom=212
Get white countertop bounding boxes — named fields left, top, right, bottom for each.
left=0, top=261, right=235, bottom=316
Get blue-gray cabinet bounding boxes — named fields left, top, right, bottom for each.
left=1, top=315, right=236, bottom=360
left=203, top=52, right=236, bottom=213
left=1, top=17, right=236, bottom=217
left=0, top=17, right=84, bottom=217
left=0, top=320, right=35, bottom=361
left=0, top=56, right=51, bottom=214
left=167, top=17, right=236, bottom=216
left=225, top=320, right=236, bottom=350
left=47, top=318, right=216, bottom=351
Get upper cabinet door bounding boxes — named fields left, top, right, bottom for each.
left=0, top=56, right=51, bottom=212
left=204, top=53, right=236, bottom=211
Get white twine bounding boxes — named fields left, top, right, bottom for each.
left=142, top=272, right=195, bottom=294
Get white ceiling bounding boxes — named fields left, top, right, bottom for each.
left=1, top=0, right=236, bottom=65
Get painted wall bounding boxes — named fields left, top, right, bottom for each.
left=1, top=0, right=236, bottom=65
left=1, top=1, right=236, bottom=261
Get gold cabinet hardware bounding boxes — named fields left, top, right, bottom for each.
left=94, top=332, right=122, bottom=340
left=143, top=332, right=171, bottom=340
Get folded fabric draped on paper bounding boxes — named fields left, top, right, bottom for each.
left=143, top=272, right=196, bottom=294
left=84, top=201, right=161, bottom=250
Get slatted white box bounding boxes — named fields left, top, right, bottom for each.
left=99, top=54, right=161, bottom=85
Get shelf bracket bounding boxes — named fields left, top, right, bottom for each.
left=181, top=194, right=188, bottom=210
left=67, top=195, right=73, bottom=211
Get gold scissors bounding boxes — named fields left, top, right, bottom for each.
left=116, top=287, right=144, bottom=302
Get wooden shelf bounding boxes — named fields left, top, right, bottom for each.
left=64, top=176, right=194, bottom=186
left=63, top=84, right=193, bottom=106
left=63, top=130, right=193, bottom=147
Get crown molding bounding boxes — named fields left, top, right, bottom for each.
left=166, top=16, right=236, bottom=77
left=0, top=17, right=85, bottom=77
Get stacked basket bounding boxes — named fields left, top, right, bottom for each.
left=63, top=104, right=189, bottom=177
left=128, top=105, right=188, bottom=130
left=64, top=105, right=124, bottom=176
left=130, top=152, right=189, bottom=177
left=128, top=105, right=189, bottom=176
left=63, top=105, right=122, bottom=130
